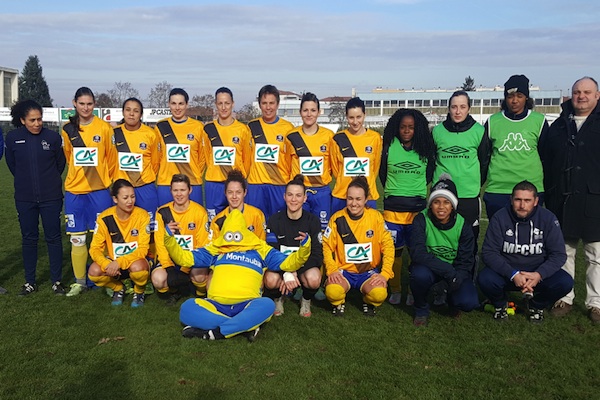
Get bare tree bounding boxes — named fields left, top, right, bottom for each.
left=107, top=81, right=139, bottom=107
left=235, top=103, right=261, bottom=123
left=146, top=81, right=173, bottom=107
left=190, top=93, right=215, bottom=122
left=328, top=97, right=347, bottom=127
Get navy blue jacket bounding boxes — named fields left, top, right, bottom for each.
left=5, top=126, right=66, bottom=202
left=481, top=204, right=566, bottom=280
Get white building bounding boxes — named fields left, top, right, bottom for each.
left=0, top=66, right=19, bottom=107
left=357, top=86, right=563, bottom=126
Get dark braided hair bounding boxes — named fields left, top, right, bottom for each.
left=383, top=108, right=436, bottom=164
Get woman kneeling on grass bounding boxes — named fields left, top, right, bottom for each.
left=88, top=179, right=150, bottom=307
left=323, top=176, right=395, bottom=317
left=409, top=173, right=479, bottom=327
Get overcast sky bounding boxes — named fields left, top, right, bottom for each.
left=2, top=0, right=598, bottom=107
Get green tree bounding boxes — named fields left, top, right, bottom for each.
left=94, top=92, right=116, bottom=108
left=461, top=76, right=475, bottom=91
left=18, top=55, right=53, bottom=106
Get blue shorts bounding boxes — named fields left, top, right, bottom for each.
left=384, top=221, right=412, bottom=249
left=134, top=183, right=158, bottom=216
left=65, top=189, right=112, bottom=234
left=342, top=269, right=380, bottom=291
left=305, top=186, right=332, bottom=230
left=199, top=298, right=250, bottom=318
left=204, top=181, right=227, bottom=221
left=157, top=184, right=203, bottom=207
left=246, top=184, right=285, bottom=220
left=331, top=197, right=377, bottom=215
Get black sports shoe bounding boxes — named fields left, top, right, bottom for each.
left=182, top=325, right=208, bottom=339
left=528, top=307, right=544, bottom=324
left=52, top=281, right=66, bottom=296
left=242, top=327, right=260, bottom=342
left=493, top=307, right=508, bottom=322
left=362, top=303, right=376, bottom=317
left=18, top=283, right=38, bottom=296
left=332, top=303, right=345, bottom=317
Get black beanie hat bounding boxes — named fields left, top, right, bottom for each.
left=504, top=74, right=530, bottom=98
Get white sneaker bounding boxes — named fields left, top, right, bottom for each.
left=274, top=297, right=284, bottom=316
left=299, top=298, right=312, bottom=317
left=388, top=292, right=402, bottom=305
left=406, top=293, right=414, bottom=306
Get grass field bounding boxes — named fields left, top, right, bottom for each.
left=0, top=157, right=599, bottom=400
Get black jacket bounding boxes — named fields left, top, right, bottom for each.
left=5, top=126, right=66, bottom=202
left=542, top=100, right=600, bottom=242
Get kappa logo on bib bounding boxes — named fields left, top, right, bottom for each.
left=255, top=144, right=279, bottom=163
left=166, top=144, right=191, bottom=163
left=112, top=241, right=138, bottom=258
left=299, top=156, right=324, bottom=176
left=74, top=147, right=98, bottom=167
left=175, top=235, right=194, bottom=251
left=343, top=157, right=370, bottom=177
left=499, top=132, right=531, bottom=152
left=213, top=146, right=236, bottom=166
left=119, top=152, right=143, bottom=172
left=280, top=245, right=299, bottom=255
left=344, top=243, right=373, bottom=264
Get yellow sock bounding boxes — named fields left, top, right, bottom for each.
left=325, top=283, right=346, bottom=306
left=364, top=287, right=387, bottom=307
left=130, top=270, right=149, bottom=294
left=88, top=275, right=123, bottom=291
left=389, top=257, right=403, bottom=293
left=193, top=280, right=207, bottom=297
left=157, top=287, right=169, bottom=294
left=71, top=244, right=89, bottom=282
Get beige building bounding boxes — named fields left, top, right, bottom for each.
left=0, top=66, right=18, bottom=107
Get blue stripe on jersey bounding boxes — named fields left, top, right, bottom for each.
left=214, top=250, right=266, bottom=274
left=263, top=248, right=287, bottom=272
left=192, top=248, right=217, bottom=268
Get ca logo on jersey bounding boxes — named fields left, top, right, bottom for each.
left=343, top=157, right=370, bottom=177
left=499, top=132, right=531, bottom=151
left=119, top=152, right=143, bottom=172
left=344, top=243, right=373, bottom=264
left=166, top=144, right=191, bottom=163
left=213, top=146, right=236, bottom=166
left=175, top=235, right=194, bottom=251
left=255, top=144, right=279, bottom=163
left=74, top=147, right=98, bottom=166
left=300, top=157, right=324, bottom=176
left=113, top=241, right=138, bottom=258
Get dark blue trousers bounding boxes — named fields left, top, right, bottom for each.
left=409, top=264, right=479, bottom=317
left=16, top=199, right=63, bottom=284
left=478, top=266, right=573, bottom=309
